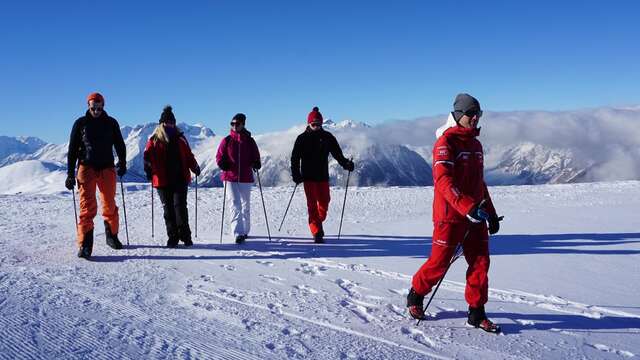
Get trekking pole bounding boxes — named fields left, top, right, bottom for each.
left=255, top=170, right=271, bottom=242
left=220, top=180, right=227, bottom=244
left=278, top=183, right=298, bottom=232
left=416, top=213, right=504, bottom=326
left=337, top=158, right=353, bottom=240
left=416, top=231, right=467, bottom=326
left=195, top=175, right=198, bottom=239
left=119, top=177, right=130, bottom=246
left=72, top=188, right=78, bottom=227
left=151, top=185, right=154, bottom=239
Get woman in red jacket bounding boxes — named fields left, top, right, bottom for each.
left=143, top=106, right=201, bottom=247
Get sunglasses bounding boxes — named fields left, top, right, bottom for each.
left=90, top=106, right=103, bottom=112
left=309, top=122, right=322, bottom=127
left=463, top=109, right=483, bottom=118
left=230, top=121, right=243, bottom=126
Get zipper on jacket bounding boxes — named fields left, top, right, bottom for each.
left=237, top=135, right=241, bottom=183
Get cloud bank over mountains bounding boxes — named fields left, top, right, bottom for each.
left=0, top=106, right=638, bottom=194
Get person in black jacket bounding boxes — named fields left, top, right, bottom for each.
left=65, top=92, right=127, bottom=259
left=291, top=106, right=354, bottom=243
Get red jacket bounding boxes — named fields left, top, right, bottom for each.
left=432, top=116, right=497, bottom=223
left=216, top=129, right=261, bottom=183
left=143, top=134, right=198, bottom=188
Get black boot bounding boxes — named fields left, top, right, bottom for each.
left=467, top=306, right=501, bottom=333
left=314, top=229, right=325, bottom=244
left=166, top=236, right=179, bottom=248
left=406, top=288, right=427, bottom=320
left=166, top=227, right=179, bottom=248
left=104, top=221, right=123, bottom=250
left=178, top=225, right=193, bottom=247
left=235, top=235, right=246, bottom=244
left=77, top=229, right=94, bottom=259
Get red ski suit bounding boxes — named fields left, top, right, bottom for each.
left=412, top=115, right=497, bottom=308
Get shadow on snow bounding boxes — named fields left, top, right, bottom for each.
left=424, top=309, right=640, bottom=334
left=91, top=231, right=640, bottom=263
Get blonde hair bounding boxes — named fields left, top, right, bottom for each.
left=152, top=124, right=182, bottom=144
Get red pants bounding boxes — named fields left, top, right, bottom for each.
left=303, top=181, right=330, bottom=235
left=411, top=221, right=490, bottom=308
left=76, top=165, right=120, bottom=247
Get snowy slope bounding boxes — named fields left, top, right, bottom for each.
left=0, top=160, right=67, bottom=194
left=1, top=181, right=639, bottom=359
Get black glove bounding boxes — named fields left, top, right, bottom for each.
left=144, top=164, right=152, bottom=180
left=488, top=215, right=501, bottom=235
left=193, top=165, right=201, bottom=177
left=218, top=158, right=231, bottom=171
left=116, top=161, right=127, bottom=177
left=343, top=160, right=355, bottom=172
left=65, top=175, right=76, bottom=190
left=467, top=202, right=489, bottom=224
left=252, top=161, right=261, bottom=170
left=292, top=173, right=303, bottom=185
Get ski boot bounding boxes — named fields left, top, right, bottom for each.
left=235, top=235, right=246, bottom=244
left=104, top=221, right=123, bottom=250
left=179, top=226, right=193, bottom=247
left=166, top=227, right=179, bottom=248
left=77, top=229, right=94, bottom=259
left=313, top=229, right=325, bottom=244
left=467, top=306, right=501, bottom=333
left=406, top=288, right=427, bottom=320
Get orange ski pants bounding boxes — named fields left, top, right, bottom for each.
left=76, top=165, right=119, bottom=247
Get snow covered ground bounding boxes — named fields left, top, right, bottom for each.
left=1, top=181, right=639, bottom=359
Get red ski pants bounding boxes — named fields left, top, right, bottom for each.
left=303, top=181, right=330, bottom=235
left=411, top=221, right=490, bottom=308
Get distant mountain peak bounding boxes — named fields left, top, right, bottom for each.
left=324, top=119, right=371, bottom=129
left=2, top=105, right=640, bottom=192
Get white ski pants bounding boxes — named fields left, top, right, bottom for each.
left=227, top=182, right=253, bottom=236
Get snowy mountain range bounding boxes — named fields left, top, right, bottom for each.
left=1, top=106, right=639, bottom=193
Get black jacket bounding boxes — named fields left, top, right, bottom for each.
left=165, top=131, right=185, bottom=187
left=67, top=110, right=126, bottom=176
left=291, top=127, right=349, bottom=182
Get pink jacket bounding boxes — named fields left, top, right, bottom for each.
left=216, top=129, right=261, bottom=183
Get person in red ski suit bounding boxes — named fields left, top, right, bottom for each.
left=290, top=107, right=354, bottom=243
left=407, top=93, right=502, bottom=333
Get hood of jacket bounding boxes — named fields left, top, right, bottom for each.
left=435, top=112, right=481, bottom=139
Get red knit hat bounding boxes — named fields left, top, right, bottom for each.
left=307, top=106, right=323, bottom=124
left=87, top=92, right=105, bottom=104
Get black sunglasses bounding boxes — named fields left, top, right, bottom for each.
left=230, top=121, right=243, bottom=126
left=90, top=106, right=103, bottom=111
left=464, top=109, right=483, bottom=118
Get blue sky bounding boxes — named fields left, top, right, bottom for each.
left=1, top=1, right=639, bottom=143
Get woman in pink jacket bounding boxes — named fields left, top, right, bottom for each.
left=216, top=113, right=261, bottom=243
